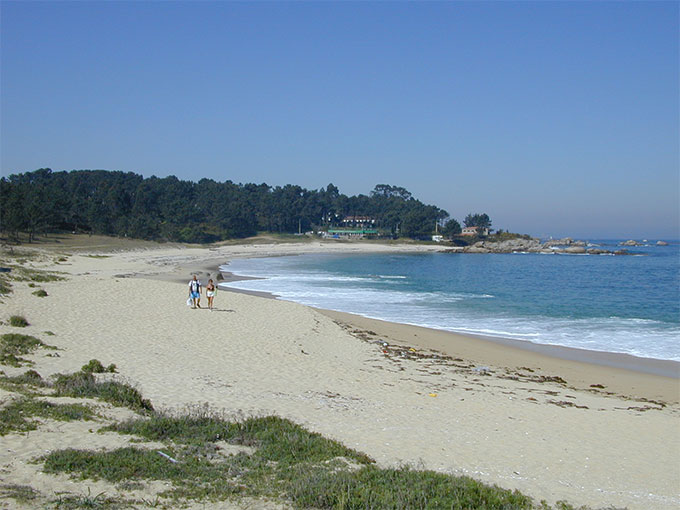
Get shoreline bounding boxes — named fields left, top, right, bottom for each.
left=318, top=309, right=679, bottom=403
left=215, top=264, right=680, bottom=395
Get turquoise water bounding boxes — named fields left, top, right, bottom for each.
left=220, top=242, right=680, bottom=361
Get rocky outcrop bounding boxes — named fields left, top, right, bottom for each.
left=620, top=240, right=642, bottom=246
left=656, top=241, right=668, bottom=246
left=543, top=237, right=574, bottom=247
left=457, top=238, right=639, bottom=255
left=463, top=238, right=543, bottom=254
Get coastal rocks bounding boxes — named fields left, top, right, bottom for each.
left=619, top=239, right=642, bottom=246
left=656, top=241, right=669, bottom=246
left=456, top=238, right=640, bottom=255
left=464, top=245, right=491, bottom=253
left=563, top=246, right=586, bottom=254
left=463, top=238, right=543, bottom=254
left=543, top=237, right=577, bottom=247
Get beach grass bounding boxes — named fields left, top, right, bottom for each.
left=0, top=333, right=57, bottom=367
left=0, top=248, right=65, bottom=296
left=50, top=490, right=126, bottom=509
left=0, top=484, right=40, bottom=505
left=32, top=289, right=48, bottom=297
left=0, top=397, right=96, bottom=436
left=1, top=369, right=49, bottom=388
left=53, top=371, right=153, bottom=412
left=9, top=315, right=29, bottom=327
left=284, top=464, right=536, bottom=509
left=106, top=411, right=374, bottom=466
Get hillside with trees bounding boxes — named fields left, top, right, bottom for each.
left=1, top=169, right=459, bottom=244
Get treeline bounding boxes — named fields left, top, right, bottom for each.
left=0, top=169, right=452, bottom=243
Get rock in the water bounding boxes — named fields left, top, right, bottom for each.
left=619, top=239, right=641, bottom=246
left=656, top=241, right=668, bottom=246
left=564, top=246, right=587, bottom=254
left=543, top=237, right=574, bottom=247
left=463, top=246, right=491, bottom=253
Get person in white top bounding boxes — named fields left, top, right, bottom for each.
left=188, top=275, right=201, bottom=309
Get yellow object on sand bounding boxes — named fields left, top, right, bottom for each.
left=428, top=393, right=438, bottom=397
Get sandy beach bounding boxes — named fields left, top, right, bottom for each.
left=1, top=235, right=678, bottom=509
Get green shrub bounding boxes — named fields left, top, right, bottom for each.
left=81, top=359, right=116, bottom=374
left=53, top=372, right=152, bottom=412
left=9, top=315, right=29, bottom=327
left=32, top=289, right=48, bottom=297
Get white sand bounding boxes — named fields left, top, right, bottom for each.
left=1, top=239, right=678, bottom=509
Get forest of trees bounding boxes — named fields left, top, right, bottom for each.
left=0, top=169, right=472, bottom=244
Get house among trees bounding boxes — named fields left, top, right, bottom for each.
left=461, top=226, right=489, bottom=236
left=341, top=216, right=376, bottom=227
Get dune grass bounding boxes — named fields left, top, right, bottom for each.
left=9, top=315, right=29, bottom=327
left=1, top=369, right=48, bottom=387
left=285, top=464, right=536, bottom=509
left=0, top=333, right=56, bottom=367
left=53, top=371, right=153, bottom=413
left=0, top=397, right=95, bottom=436
left=0, top=484, right=39, bottom=505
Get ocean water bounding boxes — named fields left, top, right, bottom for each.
left=219, top=241, right=680, bottom=362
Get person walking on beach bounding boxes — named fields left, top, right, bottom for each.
left=206, top=279, right=216, bottom=311
left=188, top=275, right=201, bottom=309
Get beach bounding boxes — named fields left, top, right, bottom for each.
left=1, top=236, right=678, bottom=509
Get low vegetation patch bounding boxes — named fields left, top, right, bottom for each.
left=50, top=490, right=127, bottom=509
left=107, top=412, right=373, bottom=466
left=285, top=464, right=535, bottom=509
left=0, top=484, right=40, bottom=505
left=9, top=265, right=65, bottom=283
left=43, top=447, right=247, bottom=502
left=0, top=397, right=95, bottom=436
left=9, top=315, right=29, bottom=327
left=32, top=289, right=48, bottom=297
left=53, top=372, right=152, bottom=412
left=81, top=359, right=117, bottom=374
left=0, top=333, right=56, bottom=367
left=0, top=275, right=11, bottom=296
left=2, top=369, right=48, bottom=388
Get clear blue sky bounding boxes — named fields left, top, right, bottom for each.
left=2, top=1, right=678, bottom=239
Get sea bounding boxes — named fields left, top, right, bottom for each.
left=219, top=241, right=680, bottom=363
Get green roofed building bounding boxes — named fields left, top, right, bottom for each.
left=326, top=228, right=379, bottom=238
